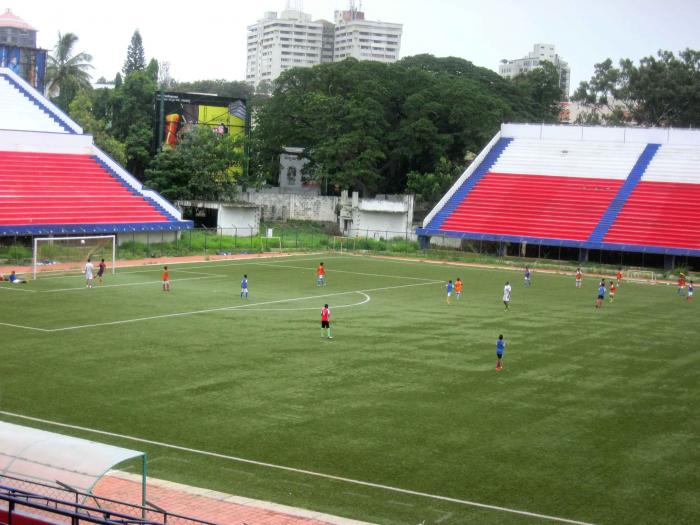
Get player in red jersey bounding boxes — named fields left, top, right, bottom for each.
left=321, top=304, right=332, bottom=338
left=316, top=262, right=326, bottom=286
left=678, top=273, right=686, bottom=296
left=616, top=268, right=623, bottom=286
left=575, top=267, right=583, bottom=288
left=162, top=266, right=170, bottom=292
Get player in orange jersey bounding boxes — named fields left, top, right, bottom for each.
left=454, top=278, right=463, bottom=300
left=609, top=280, right=616, bottom=303
left=575, top=267, right=583, bottom=288
left=316, top=262, right=326, bottom=286
left=616, top=268, right=623, bottom=286
left=162, top=266, right=170, bottom=292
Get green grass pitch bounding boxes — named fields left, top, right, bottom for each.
left=0, top=254, right=698, bottom=525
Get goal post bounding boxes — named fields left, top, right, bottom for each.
left=261, top=236, right=282, bottom=252
left=33, top=235, right=116, bottom=279
left=332, top=236, right=356, bottom=252
left=624, top=269, right=656, bottom=284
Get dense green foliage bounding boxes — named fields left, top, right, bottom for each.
left=1, top=255, right=697, bottom=525
left=45, top=32, right=93, bottom=111
left=252, top=55, right=561, bottom=197
left=172, top=79, right=253, bottom=99
left=144, top=126, right=243, bottom=201
left=573, top=49, right=700, bottom=126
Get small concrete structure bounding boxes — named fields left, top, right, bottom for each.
left=339, top=191, right=414, bottom=238
left=177, top=200, right=261, bottom=235
left=278, top=147, right=318, bottom=193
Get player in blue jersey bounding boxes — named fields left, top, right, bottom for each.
left=240, top=274, right=249, bottom=299
left=595, top=282, right=605, bottom=308
left=688, top=280, right=694, bottom=302
left=446, top=280, right=454, bottom=304
left=524, top=267, right=531, bottom=286
left=496, top=334, right=506, bottom=371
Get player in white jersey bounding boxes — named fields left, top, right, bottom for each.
left=503, top=281, right=512, bottom=310
left=84, top=258, right=95, bottom=288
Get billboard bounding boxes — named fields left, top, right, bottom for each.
left=154, top=91, right=248, bottom=148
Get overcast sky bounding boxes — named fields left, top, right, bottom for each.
left=6, top=0, right=700, bottom=92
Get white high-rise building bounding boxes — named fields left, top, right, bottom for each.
left=246, top=9, right=326, bottom=86
left=333, top=5, right=402, bottom=63
left=498, top=43, right=571, bottom=97
left=246, top=2, right=402, bottom=87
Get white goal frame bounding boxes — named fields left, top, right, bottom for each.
left=33, top=235, right=116, bottom=280
left=333, top=236, right=357, bottom=252
left=261, top=236, right=282, bottom=251
left=624, top=269, right=656, bottom=284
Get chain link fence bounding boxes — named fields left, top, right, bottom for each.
left=0, top=224, right=696, bottom=275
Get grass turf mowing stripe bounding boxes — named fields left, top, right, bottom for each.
left=4, top=281, right=440, bottom=332
left=0, top=410, right=599, bottom=525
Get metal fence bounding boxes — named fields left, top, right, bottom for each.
left=0, top=225, right=696, bottom=273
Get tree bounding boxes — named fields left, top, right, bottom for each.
left=45, top=32, right=93, bottom=111
left=172, top=79, right=253, bottom=99
left=573, top=49, right=700, bottom=127
left=406, top=157, right=463, bottom=208
left=252, top=55, right=545, bottom=196
left=110, top=70, right=158, bottom=177
left=68, top=89, right=126, bottom=164
left=144, top=126, right=244, bottom=201
left=511, top=61, right=563, bottom=122
left=122, top=30, right=146, bottom=75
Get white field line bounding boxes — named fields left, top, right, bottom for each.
left=0, top=321, right=49, bottom=332
left=250, top=262, right=438, bottom=282
left=236, top=293, right=370, bottom=311
left=40, top=275, right=219, bottom=293
left=5, top=282, right=440, bottom=333
left=0, top=285, right=36, bottom=293
left=0, top=410, right=598, bottom=525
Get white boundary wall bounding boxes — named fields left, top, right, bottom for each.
left=501, top=123, right=700, bottom=145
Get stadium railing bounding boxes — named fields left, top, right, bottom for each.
left=0, top=474, right=221, bottom=525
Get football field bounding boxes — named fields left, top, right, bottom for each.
left=0, top=254, right=698, bottom=525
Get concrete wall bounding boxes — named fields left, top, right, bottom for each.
left=501, top=123, right=700, bottom=145
left=117, top=231, right=179, bottom=246
left=218, top=205, right=260, bottom=235
left=239, top=190, right=338, bottom=222
left=351, top=211, right=409, bottom=238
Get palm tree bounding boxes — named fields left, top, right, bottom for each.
left=45, top=32, right=93, bottom=110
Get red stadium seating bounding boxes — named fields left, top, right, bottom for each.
left=440, top=172, right=623, bottom=241
left=604, top=181, right=700, bottom=249
left=0, top=151, right=170, bottom=225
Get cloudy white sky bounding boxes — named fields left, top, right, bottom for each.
left=6, top=0, right=700, bottom=92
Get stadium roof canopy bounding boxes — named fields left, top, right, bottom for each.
left=0, top=421, right=146, bottom=498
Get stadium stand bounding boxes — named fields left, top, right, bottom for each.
left=417, top=124, right=700, bottom=257
left=0, top=67, right=192, bottom=236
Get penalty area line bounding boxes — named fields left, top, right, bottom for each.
left=0, top=410, right=598, bottom=525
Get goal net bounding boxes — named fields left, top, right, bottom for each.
left=624, top=269, right=656, bottom=284
left=332, top=236, right=357, bottom=252
left=261, top=236, right=282, bottom=252
left=33, top=235, right=116, bottom=279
